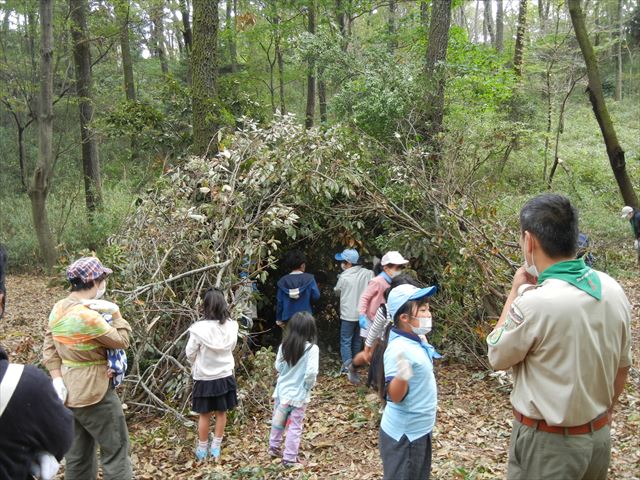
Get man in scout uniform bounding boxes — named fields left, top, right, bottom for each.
left=487, top=194, right=632, bottom=480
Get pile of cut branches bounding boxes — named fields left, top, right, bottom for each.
left=111, top=115, right=519, bottom=421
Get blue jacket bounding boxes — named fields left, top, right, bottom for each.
left=276, top=272, right=320, bottom=322
left=272, top=342, right=319, bottom=407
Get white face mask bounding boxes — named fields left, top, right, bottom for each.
left=523, top=234, right=539, bottom=277
left=389, top=269, right=402, bottom=279
left=340, top=263, right=348, bottom=271
left=95, top=282, right=106, bottom=299
left=411, top=314, right=432, bottom=336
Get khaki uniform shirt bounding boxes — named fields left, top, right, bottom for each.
left=487, top=272, right=632, bottom=426
left=43, top=297, right=132, bottom=408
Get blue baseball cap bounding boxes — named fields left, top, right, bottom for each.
left=335, top=249, right=359, bottom=264
left=387, top=284, right=437, bottom=320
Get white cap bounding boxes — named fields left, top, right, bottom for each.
left=621, top=206, right=633, bottom=218
left=380, top=251, right=409, bottom=266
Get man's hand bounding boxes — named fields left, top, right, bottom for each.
left=511, top=266, right=537, bottom=293
left=493, top=266, right=536, bottom=331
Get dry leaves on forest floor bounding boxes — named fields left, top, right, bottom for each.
left=0, top=275, right=638, bottom=479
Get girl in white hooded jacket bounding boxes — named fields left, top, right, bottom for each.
left=186, top=288, right=239, bottom=462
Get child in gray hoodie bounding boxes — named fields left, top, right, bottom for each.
left=334, top=248, right=373, bottom=382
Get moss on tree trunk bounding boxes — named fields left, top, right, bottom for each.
left=192, top=0, right=219, bottom=156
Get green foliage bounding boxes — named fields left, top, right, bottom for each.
left=0, top=185, right=135, bottom=271
left=447, top=26, right=516, bottom=113
left=331, top=51, right=420, bottom=141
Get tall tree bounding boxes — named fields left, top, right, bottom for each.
left=538, top=0, right=546, bottom=32
left=388, top=0, right=397, bottom=52
left=420, top=1, right=429, bottom=30
left=305, top=0, right=316, bottom=129
left=30, top=0, right=57, bottom=268
left=421, top=0, right=452, bottom=162
left=318, top=69, right=327, bottom=124
left=179, top=0, right=192, bottom=52
left=615, top=0, right=623, bottom=101
left=336, top=0, right=348, bottom=50
left=568, top=0, right=638, bottom=208
left=495, top=0, right=504, bottom=52
left=192, top=0, right=219, bottom=155
left=115, top=1, right=136, bottom=101
left=226, top=0, right=238, bottom=73
left=70, top=0, right=102, bottom=213
left=483, top=0, right=494, bottom=47
left=151, top=2, right=169, bottom=74
left=513, top=0, right=528, bottom=76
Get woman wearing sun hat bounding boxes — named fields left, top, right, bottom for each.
left=42, top=257, right=133, bottom=480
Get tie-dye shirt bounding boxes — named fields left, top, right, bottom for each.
left=43, top=297, right=131, bottom=407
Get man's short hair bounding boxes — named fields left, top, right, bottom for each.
left=285, top=250, right=307, bottom=271
left=520, top=194, right=579, bottom=258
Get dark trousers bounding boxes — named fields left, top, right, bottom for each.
left=379, top=428, right=432, bottom=480
left=65, top=389, right=132, bottom=480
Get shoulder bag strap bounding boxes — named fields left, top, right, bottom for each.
left=0, top=363, right=25, bottom=418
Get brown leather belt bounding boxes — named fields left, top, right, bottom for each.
left=513, top=408, right=610, bottom=435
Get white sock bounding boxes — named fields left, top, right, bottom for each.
left=211, top=436, right=223, bottom=449
left=198, top=439, right=208, bottom=449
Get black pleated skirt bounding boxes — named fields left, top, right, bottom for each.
left=192, top=375, right=238, bottom=413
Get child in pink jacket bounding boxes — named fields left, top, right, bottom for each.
left=351, top=252, right=409, bottom=382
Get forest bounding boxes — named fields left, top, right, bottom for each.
left=0, top=0, right=639, bottom=478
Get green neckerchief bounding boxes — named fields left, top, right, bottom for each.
left=537, top=259, right=602, bottom=300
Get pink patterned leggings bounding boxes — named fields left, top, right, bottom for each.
left=269, top=399, right=307, bottom=463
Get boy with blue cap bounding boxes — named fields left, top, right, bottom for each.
left=378, top=283, right=439, bottom=480
left=333, top=248, right=373, bottom=383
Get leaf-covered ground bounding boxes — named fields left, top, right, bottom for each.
left=1, top=274, right=638, bottom=479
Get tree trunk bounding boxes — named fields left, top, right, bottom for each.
left=472, top=0, right=480, bottom=42
left=388, top=0, right=397, bottom=52
left=115, top=3, right=136, bottom=101
left=336, top=0, right=349, bottom=50
left=18, top=125, right=28, bottom=190
left=169, top=10, right=183, bottom=55
left=538, top=0, right=546, bottom=32
left=274, top=14, right=285, bottom=113
left=305, top=0, right=316, bottom=129
left=152, top=3, right=169, bottom=75
left=495, top=0, right=504, bottom=52
left=180, top=0, right=192, bottom=52
left=420, top=1, right=429, bottom=30
left=30, top=0, right=57, bottom=269
left=568, top=0, right=638, bottom=208
left=614, top=0, right=623, bottom=101
left=70, top=0, right=102, bottom=213
left=318, top=70, right=327, bottom=124
left=422, top=0, right=452, bottom=163
left=483, top=0, right=494, bottom=47
left=513, top=0, right=528, bottom=77
left=226, top=0, right=237, bottom=72
left=192, top=0, right=219, bottom=156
